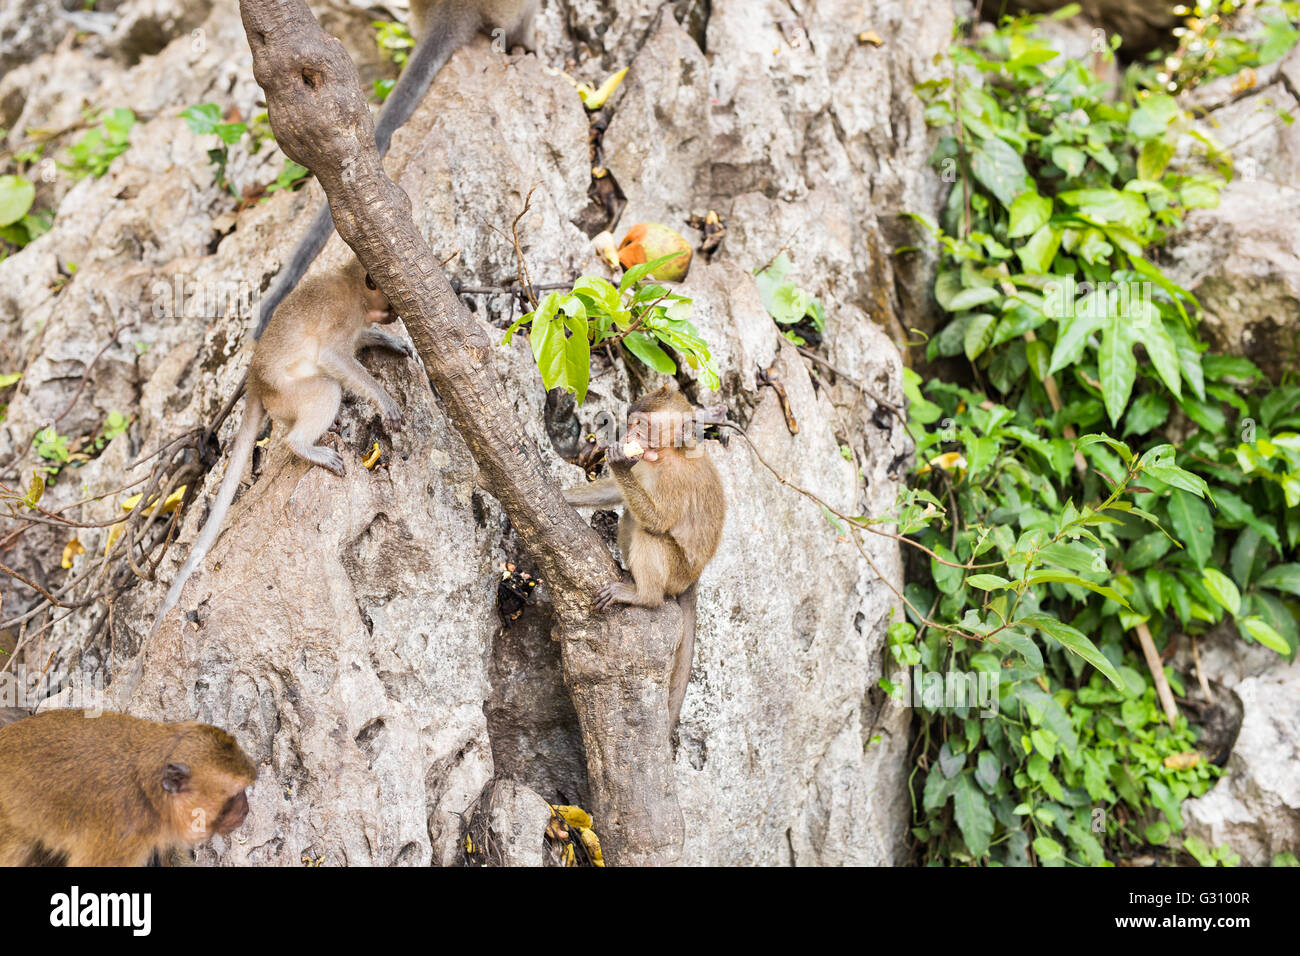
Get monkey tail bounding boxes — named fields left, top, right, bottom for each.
left=252, top=4, right=474, bottom=340
left=149, top=395, right=265, bottom=638
left=372, top=3, right=477, bottom=156
left=253, top=204, right=333, bottom=339
left=668, top=582, right=699, bottom=734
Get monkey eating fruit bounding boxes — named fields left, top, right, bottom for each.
left=253, top=0, right=539, bottom=339
left=564, top=385, right=726, bottom=731
left=150, top=256, right=412, bottom=636
left=0, top=710, right=257, bottom=866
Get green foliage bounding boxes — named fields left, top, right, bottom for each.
left=501, top=253, right=720, bottom=404
left=181, top=104, right=249, bottom=196
left=1130, top=2, right=1300, bottom=95
left=61, top=108, right=135, bottom=179
left=374, top=20, right=414, bottom=67
left=754, top=253, right=827, bottom=346
left=266, top=159, right=311, bottom=197
left=902, top=7, right=1297, bottom=867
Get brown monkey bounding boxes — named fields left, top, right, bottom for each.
left=564, top=385, right=726, bottom=730
left=253, top=0, right=538, bottom=338
left=150, top=255, right=411, bottom=635
left=0, top=710, right=257, bottom=867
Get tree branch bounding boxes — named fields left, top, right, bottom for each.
left=237, top=0, right=684, bottom=864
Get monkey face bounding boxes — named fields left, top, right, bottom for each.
left=363, top=273, right=395, bottom=324
left=627, top=410, right=687, bottom=457
left=214, top=789, right=250, bottom=835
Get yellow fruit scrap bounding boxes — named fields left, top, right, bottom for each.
left=61, top=538, right=85, bottom=570
left=103, top=486, right=186, bottom=555
left=858, top=30, right=885, bottom=46
left=555, top=66, right=629, bottom=110
left=1163, top=751, right=1201, bottom=771
left=362, top=442, right=382, bottom=470
left=916, top=451, right=968, bottom=476
left=549, top=804, right=605, bottom=867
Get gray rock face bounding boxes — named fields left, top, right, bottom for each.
left=1183, top=668, right=1300, bottom=866
left=1164, top=44, right=1300, bottom=383
left=0, top=0, right=942, bottom=865
left=0, top=0, right=68, bottom=77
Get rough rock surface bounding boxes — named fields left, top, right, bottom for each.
left=1164, top=43, right=1300, bottom=383
left=0, top=0, right=945, bottom=865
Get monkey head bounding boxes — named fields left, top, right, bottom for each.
left=160, top=723, right=257, bottom=845
left=341, top=256, right=395, bottom=324
left=625, top=385, right=697, bottom=461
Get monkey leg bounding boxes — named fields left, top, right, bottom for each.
left=356, top=327, right=415, bottom=358
left=318, top=347, right=405, bottom=432
left=280, top=378, right=347, bottom=476
left=595, top=534, right=670, bottom=611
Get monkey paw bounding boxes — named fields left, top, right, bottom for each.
left=594, top=583, right=618, bottom=611
left=320, top=449, right=346, bottom=476
left=382, top=406, right=406, bottom=431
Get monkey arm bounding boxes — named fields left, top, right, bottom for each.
left=317, top=347, right=402, bottom=425
left=357, top=326, right=415, bottom=357
left=562, top=477, right=623, bottom=508
left=610, top=465, right=677, bottom=534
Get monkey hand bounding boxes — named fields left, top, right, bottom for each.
left=381, top=402, right=406, bottom=432
left=605, top=442, right=639, bottom=470
left=594, top=582, right=619, bottom=611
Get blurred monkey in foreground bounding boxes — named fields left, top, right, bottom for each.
left=0, top=710, right=257, bottom=866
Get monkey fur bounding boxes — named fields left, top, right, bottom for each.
left=0, top=710, right=257, bottom=867
left=150, top=255, right=411, bottom=636
left=564, top=385, right=726, bottom=730
left=253, top=0, right=538, bottom=339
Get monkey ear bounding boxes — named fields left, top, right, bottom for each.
left=162, top=762, right=192, bottom=794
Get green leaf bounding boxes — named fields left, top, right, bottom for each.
left=1025, top=571, right=1131, bottom=608
left=1257, top=564, right=1300, bottom=598
left=622, top=331, right=677, bottom=375
left=1124, top=393, right=1169, bottom=436
left=952, top=774, right=995, bottom=858
left=1051, top=145, right=1086, bottom=177
left=944, top=286, right=1000, bottom=312
left=0, top=175, right=36, bottom=228
left=1099, top=312, right=1136, bottom=426
left=1137, top=137, right=1175, bottom=181
left=970, top=137, right=1032, bottom=208
left=964, top=313, right=996, bottom=360
left=1008, top=192, right=1051, bottom=239
left=1240, top=616, right=1291, bottom=655
left=1168, top=489, right=1213, bottom=570
left=1016, top=223, right=1061, bottom=275
left=1142, top=316, right=1182, bottom=398
left=1128, top=94, right=1179, bottom=138
left=1201, top=568, right=1240, bottom=617
left=967, top=573, right=1010, bottom=591
left=1018, top=613, right=1123, bottom=689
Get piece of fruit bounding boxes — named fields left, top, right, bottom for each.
left=623, top=439, right=646, bottom=458
left=617, top=223, right=692, bottom=281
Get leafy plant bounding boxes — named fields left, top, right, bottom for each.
left=180, top=104, right=249, bottom=195
left=266, top=159, right=311, bottom=197
left=501, top=252, right=720, bottom=405
left=754, top=253, right=827, bottom=346
left=900, top=6, right=1298, bottom=866
left=61, top=108, right=135, bottom=179
left=374, top=20, right=414, bottom=67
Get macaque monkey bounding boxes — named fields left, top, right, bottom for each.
left=563, top=385, right=726, bottom=730
left=0, top=710, right=257, bottom=867
left=254, top=0, right=539, bottom=338
left=150, top=256, right=411, bottom=635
